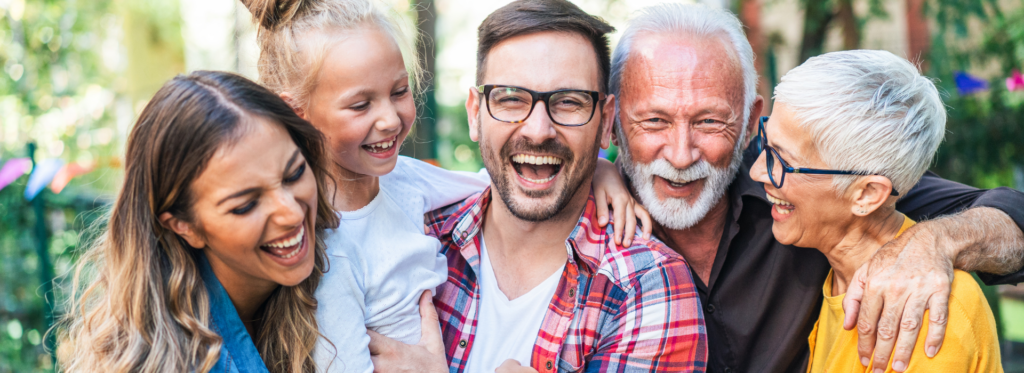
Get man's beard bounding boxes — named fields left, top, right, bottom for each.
left=480, top=131, right=598, bottom=222
left=619, top=130, right=746, bottom=230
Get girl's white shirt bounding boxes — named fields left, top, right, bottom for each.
left=314, top=156, right=490, bottom=373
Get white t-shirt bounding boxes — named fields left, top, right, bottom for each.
left=314, top=157, right=490, bottom=373
left=462, top=237, right=565, bottom=373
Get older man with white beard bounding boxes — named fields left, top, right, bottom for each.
left=612, top=4, right=1024, bottom=373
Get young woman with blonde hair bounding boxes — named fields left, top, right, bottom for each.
left=56, top=71, right=339, bottom=373
left=240, top=0, right=650, bottom=371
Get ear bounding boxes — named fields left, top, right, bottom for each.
left=279, top=92, right=306, bottom=120
left=849, top=175, right=895, bottom=216
left=746, top=95, right=765, bottom=142
left=599, top=94, right=616, bottom=149
left=466, top=87, right=482, bottom=142
left=158, top=212, right=207, bottom=249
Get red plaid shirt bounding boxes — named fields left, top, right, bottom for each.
left=427, top=187, right=707, bottom=373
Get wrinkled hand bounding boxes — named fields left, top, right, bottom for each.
left=593, top=158, right=652, bottom=246
left=842, top=223, right=953, bottom=372
left=368, top=291, right=448, bottom=373
left=495, top=359, right=539, bottom=373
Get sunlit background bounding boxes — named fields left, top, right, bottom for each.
left=1, top=0, right=1022, bottom=371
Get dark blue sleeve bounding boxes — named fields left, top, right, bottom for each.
left=896, top=171, right=1024, bottom=285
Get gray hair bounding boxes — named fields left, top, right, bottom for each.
left=774, top=49, right=946, bottom=196
left=609, top=2, right=759, bottom=135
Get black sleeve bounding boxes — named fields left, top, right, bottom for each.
left=896, top=171, right=1024, bottom=285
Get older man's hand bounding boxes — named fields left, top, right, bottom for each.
left=495, top=360, right=539, bottom=373
left=368, top=291, right=449, bottom=373
left=841, top=221, right=953, bottom=373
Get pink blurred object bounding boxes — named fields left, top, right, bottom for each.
left=0, top=158, right=32, bottom=192
left=1007, top=70, right=1024, bottom=91
left=50, top=161, right=95, bottom=194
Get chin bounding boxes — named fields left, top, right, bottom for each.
left=771, top=224, right=798, bottom=246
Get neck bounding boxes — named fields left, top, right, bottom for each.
left=329, top=163, right=380, bottom=212
left=653, top=194, right=731, bottom=285
left=825, top=209, right=906, bottom=295
left=480, top=180, right=590, bottom=299
left=205, top=252, right=277, bottom=337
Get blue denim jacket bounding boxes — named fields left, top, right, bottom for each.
left=198, top=255, right=271, bottom=373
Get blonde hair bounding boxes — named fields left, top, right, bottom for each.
left=55, top=71, right=340, bottom=373
left=242, top=0, right=422, bottom=110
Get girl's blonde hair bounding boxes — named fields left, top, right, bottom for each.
left=55, top=71, right=339, bottom=373
left=242, top=0, right=422, bottom=110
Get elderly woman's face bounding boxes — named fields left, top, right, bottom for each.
left=749, top=103, right=855, bottom=248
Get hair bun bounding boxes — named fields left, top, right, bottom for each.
left=240, top=0, right=308, bottom=30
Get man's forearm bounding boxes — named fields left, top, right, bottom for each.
left=935, top=207, right=1024, bottom=275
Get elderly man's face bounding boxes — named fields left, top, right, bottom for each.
left=467, top=31, right=615, bottom=221
left=616, top=34, right=760, bottom=229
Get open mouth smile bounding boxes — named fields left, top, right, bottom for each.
left=766, top=193, right=795, bottom=215
left=511, top=154, right=564, bottom=185
left=363, top=136, right=398, bottom=157
left=260, top=224, right=306, bottom=259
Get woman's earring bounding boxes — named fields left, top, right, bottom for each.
left=858, top=207, right=867, bottom=214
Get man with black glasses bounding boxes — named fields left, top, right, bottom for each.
left=367, top=1, right=708, bottom=372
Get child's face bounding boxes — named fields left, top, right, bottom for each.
left=303, top=25, right=415, bottom=177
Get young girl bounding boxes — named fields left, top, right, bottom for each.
left=241, top=1, right=650, bottom=371
left=56, top=71, right=338, bottom=372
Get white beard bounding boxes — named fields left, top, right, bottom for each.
left=619, top=135, right=746, bottom=230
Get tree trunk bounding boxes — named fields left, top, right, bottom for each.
left=836, top=0, right=859, bottom=50
left=798, top=0, right=835, bottom=63
left=403, top=0, right=438, bottom=161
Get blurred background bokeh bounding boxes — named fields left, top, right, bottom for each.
left=1, top=0, right=1022, bottom=371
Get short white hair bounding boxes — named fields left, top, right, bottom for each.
left=609, top=2, right=758, bottom=133
left=774, top=50, right=946, bottom=196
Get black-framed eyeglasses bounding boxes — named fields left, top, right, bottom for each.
left=756, top=116, right=899, bottom=196
left=477, top=84, right=602, bottom=127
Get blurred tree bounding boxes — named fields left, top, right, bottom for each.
left=0, top=0, right=184, bottom=371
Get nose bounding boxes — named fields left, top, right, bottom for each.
left=750, top=150, right=770, bottom=184
left=269, top=188, right=306, bottom=231
left=518, top=101, right=558, bottom=143
left=662, top=125, right=701, bottom=170
left=374, top=99, right=403, bottom=136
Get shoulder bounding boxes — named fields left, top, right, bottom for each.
left=944, top=270, right=1000, bottom=356
left=590, top=229, right=695, bottom=297
left=425, top=190, right=484, bottom=231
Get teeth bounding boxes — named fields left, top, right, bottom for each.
left=366, top=139, right=396, bottom=150
left=511, top=154, right=563, bottom=165
left=767, top=194, right=794, bottom=214
left=264, top=226, right=305, bottom=249
left=520, top=174, right=555, bottom=184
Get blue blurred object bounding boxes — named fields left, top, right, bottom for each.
left=955, top=71, right=989, bottom=95
left=25, top=159, right=63, bottom=200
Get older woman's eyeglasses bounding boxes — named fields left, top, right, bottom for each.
left=477, top=84, right=602, bottom=127
left=756, top=116, right=899, bottom=196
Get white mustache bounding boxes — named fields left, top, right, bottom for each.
left=648, top=158, right=713, bottom=184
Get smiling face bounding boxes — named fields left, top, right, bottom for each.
left=300, top=24, right=414, bottom=177
left=467, top=31, right=614, bottom=221
left=615, top=33, right=758, bottom=230
left=183, top=116, right=318, bottom=290
left=749, top=103, right=856, bottom=248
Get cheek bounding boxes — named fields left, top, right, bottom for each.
left=626, top=132, right=665, bottom=164
left=693, top=134, right=736, bottom=167
left=396, top=96, right=416, bottom=130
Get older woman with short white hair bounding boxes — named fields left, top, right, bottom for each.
left=751, top=50, right=1002, bottom=372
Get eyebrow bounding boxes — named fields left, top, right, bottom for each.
left=215, top=149, right=302, bottom=207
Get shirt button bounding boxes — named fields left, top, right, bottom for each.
left=459, top=339, right=467, bottom=348
left=546, top=361, right=553, bottom=370
left=568, top=288, right=575, bottom=297
left=705, top=304, right=716, bottom=314
left=724, top=368, right=734, bottom=373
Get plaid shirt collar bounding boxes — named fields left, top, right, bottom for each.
left=438, top=186, right=602, bottom=272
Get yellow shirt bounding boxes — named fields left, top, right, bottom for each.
left=807, top=218, right=1003, bottom=373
